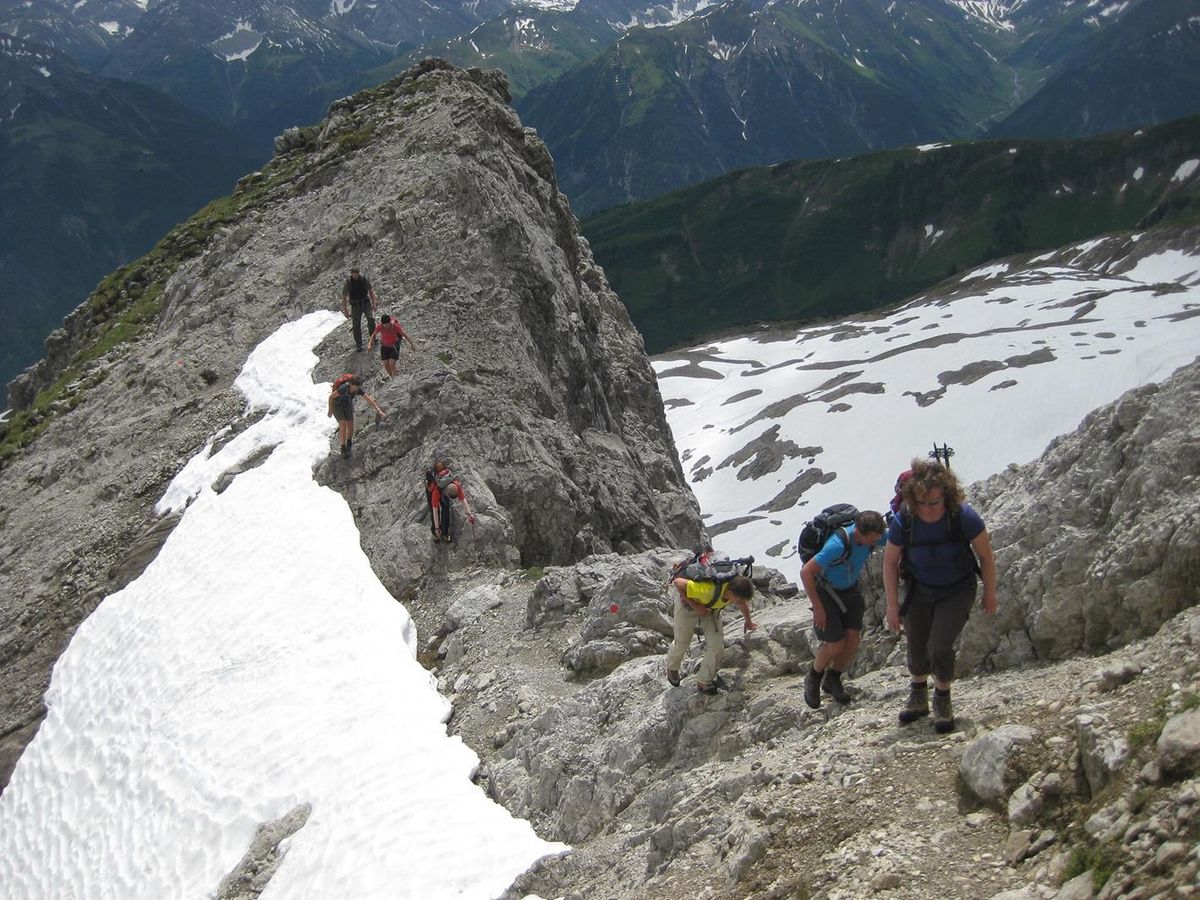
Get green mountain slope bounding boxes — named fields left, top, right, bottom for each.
left=581, top=115, right=1200, bottom=352
left=517, top=0, right=1017, bottom=214
left=0, top=36, right=261, bottom=389
left=991, top=0, right=1200, bottom=140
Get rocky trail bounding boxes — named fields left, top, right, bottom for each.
left=405, top=555, right=1200, bottom=900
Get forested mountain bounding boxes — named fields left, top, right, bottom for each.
left=516, top=0, right=1200, bottom=214
left=0, top=34, right=260, bottom=389
left=582, top=114, right=1200, bottom=351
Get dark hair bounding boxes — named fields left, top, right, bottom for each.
left=381, top=313, right=391, bottom=324
left=349, top=375, right=363, bottom=387
left=727, top=575, right=754, bottom=599
left=855, top=510, right=886, bottom=535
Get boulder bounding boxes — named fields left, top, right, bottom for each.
left=961, top=725, right=1038, bottom=806
left=1158, top=708, right=1200, bottom=774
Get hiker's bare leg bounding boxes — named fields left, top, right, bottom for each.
left=832, top=629, right=861, bottom=671
left=814, top=638, right=845, bottom=672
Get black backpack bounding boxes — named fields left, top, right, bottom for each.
left=797, top=503, right=859, bottom=566
left=669, top=549, right=754, bottom=585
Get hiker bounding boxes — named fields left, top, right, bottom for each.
left=425, top=460, right=475, bottom=543
left=367, top=313, right=416, bottom=378
left=340, top=267, right=378, bottom=352
left=800, top=510, right=887, bottom=709
left=327, top=374, right=386, bottom=458
left=666, top=573, right=756, bottom=695
left=882, top=458, right=998, bottom=733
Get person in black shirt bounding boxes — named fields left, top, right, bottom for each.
left=340, top=267, right=378, bottom=351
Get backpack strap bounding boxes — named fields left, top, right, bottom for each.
left=900, top=508, right=981, bottom=576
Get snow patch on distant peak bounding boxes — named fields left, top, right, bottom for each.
left=943, top=0, right=1023, bottom=32
left=512, top=0, right=577, bottom=10
left=36, top=66, right=50, bottom=77
left=210, top=20, right=264, bottom=62
left=98, top=20, right=122, bottom=35
left=1172, top=159, right=1199, bottom=183
left=330, top=0, right=357, bottom=14
left=917, top=142, right=950, bottom=152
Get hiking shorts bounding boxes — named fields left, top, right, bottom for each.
left=813, top=581, right=864, bottom=643
left=381, top=344, right=399, bottom=361
left=332, top=398, right=354, bottom=422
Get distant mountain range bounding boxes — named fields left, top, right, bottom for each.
left=0, top=34, right=260, bottom=390
left=582, top=115, right=1200, bottom=352
left=1, top=0, right=1198, bottom=389
left=517, top=0, right=1200, bottom=213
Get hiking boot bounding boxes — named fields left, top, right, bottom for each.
left=803, top=668, right=822, bottom=709
left=933, top=690, right=955, bottom=733
left=822, top=670, right=852, bottom=705
left=898, top=683, right=929, bottom=725
left=340, top=443, right=350, bottom=459
left=697, top=674, right=727, bottom=695
left=666, top=669, right=681, bottom=688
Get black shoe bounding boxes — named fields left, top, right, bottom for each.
left=666, top=669, right=681, bottom=688
left=803, top=668, right=822, bottom=709
left=340, top=444, right=350, bottom=458
left=899, top=683, right=930, bottom=725
left=933, top=691, right=955, bottom=733
left=697, top=674, right=727, bottom=695
left=822, top=670, right=852, bottom=704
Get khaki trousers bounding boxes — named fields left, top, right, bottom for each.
left=667, top=600, right=723, bottom=684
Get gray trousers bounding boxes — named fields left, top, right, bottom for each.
left=667, top=601, right=723, bottom=684
left=902, top=579, right=976, bottom=683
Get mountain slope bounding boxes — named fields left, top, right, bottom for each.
left=990, top=0, right=1200, bottom=140
left=652, top=223, right=1200, bottom=565
left=517, top=0, right=1015, bottom=214
left=0, top=34, right=261, bottom=390
left=582, top=115, right=1200, bottom=352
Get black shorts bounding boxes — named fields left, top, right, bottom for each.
left=813, top=581, right=865, bottom=643
left=381, top=344, right=399, bottom=360
left=332, top=398, right=354, bottom=422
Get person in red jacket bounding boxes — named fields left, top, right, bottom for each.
left=367, top=313, right=416, bottom=378
left=425, top=460, right=475, bottom=543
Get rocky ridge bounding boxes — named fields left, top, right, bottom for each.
left=0, top=58, right=700, bottom=790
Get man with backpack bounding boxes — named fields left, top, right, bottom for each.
left=666, top=569, right=756, bottom=695
left=882, top=458, right=998, bottom=733
left=340, top=267, right=378, bottom=352
left=800, top=510, right=887, bottom=709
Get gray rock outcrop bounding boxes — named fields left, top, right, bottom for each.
left=956, top=360, right=1200, bottom=671
left=0, top=59, right=700, bottom=791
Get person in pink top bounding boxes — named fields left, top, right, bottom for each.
left=367, top=313, right=416, bottom=378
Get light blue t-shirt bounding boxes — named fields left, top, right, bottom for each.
left=813, top=523, right=886, bottom=590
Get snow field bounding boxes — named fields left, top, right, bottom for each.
left=0, top=311, right=565, bottom=898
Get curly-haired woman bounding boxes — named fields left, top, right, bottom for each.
left=882, top=458, right=998, bottom=732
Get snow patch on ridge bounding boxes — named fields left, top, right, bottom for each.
left=654, top=239, right=1200, bottom=563
left=0, top=311, right=566, bottom=898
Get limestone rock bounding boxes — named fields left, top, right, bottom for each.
left=1053, top=871, right=1095, bottom=899
left=446, top=583, right=503, bottom=631
left=961, top=725, right=1038, bottom=806
left=0, top=60, right=703, bottom=788
left=1158, top=708, right=1200, bottom=774
left=961, top=362, right=1200, bottom=671
left=1077, top=714, right=1130, bottom=797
